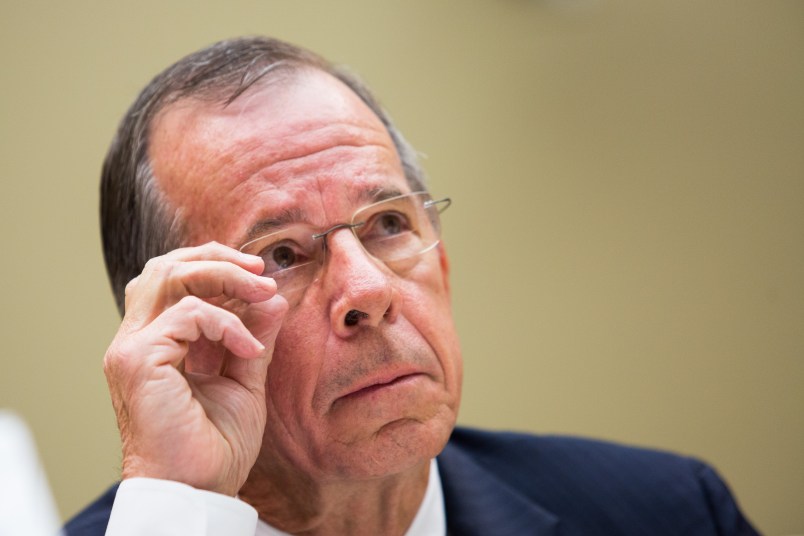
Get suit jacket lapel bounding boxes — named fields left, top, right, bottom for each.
left=437, top=441, right=560, bottom=536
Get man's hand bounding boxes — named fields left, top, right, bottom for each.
left=103, top=242, right=287, bottom=496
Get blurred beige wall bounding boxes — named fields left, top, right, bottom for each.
left=1, top=1, right=801, bottom=533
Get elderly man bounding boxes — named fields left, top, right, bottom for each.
left=65, top=37, right=759, bottom=535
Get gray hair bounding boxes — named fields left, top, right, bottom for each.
left=101, top=36, right=426, bottom=315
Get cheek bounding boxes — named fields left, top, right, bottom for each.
left=403, top=253, right=453, bottom=322
left=266, top=315, right=328, bottom=419
left=400, top=263, right=462, bottom=377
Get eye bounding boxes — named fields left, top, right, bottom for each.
left=259, top=241, right=309, bottom=274
left=272, top=245, right=296, bottom=269
left=365, top=211, right=411, bottom=237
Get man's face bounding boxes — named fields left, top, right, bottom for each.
left=148, top=69, right=462, bottom=481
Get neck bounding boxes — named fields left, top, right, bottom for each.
left=239, top=458, right=431, bottom=536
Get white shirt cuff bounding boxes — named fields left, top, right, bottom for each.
left=105, top=478, right=257, bottom=535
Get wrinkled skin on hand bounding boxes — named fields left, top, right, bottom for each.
left=103, top=242, right=287, bottom=496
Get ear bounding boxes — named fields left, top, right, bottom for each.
left=437, top=242, right=451, bottom=296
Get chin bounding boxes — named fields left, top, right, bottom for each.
left=319, top=412, right=456, bottom=480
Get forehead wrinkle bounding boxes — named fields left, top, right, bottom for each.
left=247, top=123, right=390, bottom=173
left=212, top=125, right=396, bottom=211
left=153, top=95, right=390, bottom=187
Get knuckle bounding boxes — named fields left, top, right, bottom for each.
left=177, top=295, right=206, bottom=317
left=103, top=337, right=133, bottom=376
left=141, top=256, right=160, bottom=273
left=199, top=241, right=226, bottom=255
left=102, top=352, right=115, bottom=377
left=142, top=256, right=176, bottom=279
left=179, top=294, right=204, bottom=308
left=124, top=276, right=140, bottom=296
left=175, top=262, right=204, bottom=287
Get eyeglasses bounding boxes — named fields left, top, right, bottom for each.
left=239, top=191, right=451, bottom=307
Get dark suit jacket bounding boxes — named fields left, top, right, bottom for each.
left=64, top=427, right=760, bottom=535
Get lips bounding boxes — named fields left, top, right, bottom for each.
left=336, top=369, right=426, bottom=403
left=314, top=331, right=442, bottom=413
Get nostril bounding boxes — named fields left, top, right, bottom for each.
left=344, top=309, right=369, bottom=327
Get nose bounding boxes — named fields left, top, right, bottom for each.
left=320, top=228, right=400, bottom=336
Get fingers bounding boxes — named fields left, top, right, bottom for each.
left=103, top=294, right=276, bottom=493
left=163, top=260, right=275, bottom=301
left=154, top=296, right=266, bottom=367
left=115, top=241, right=289, bottom=383
left=222, top=295, right=289, bottom=392
left=103, top=243, right=285, bottom=494
left=153, top=241, right=265, bottom=273
left=124, top=242, right=275, bottom=328
left=107, top=296, right=265, bottom=378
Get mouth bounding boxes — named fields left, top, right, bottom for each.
left=337, top=371, right=426, bottom=403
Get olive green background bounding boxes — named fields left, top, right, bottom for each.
left=1, top=1, right=802, bottom=534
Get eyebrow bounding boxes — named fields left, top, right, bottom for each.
left=364, top=186, right=404, bottom=204
left=243, top=206, right=307, bottom=244
left=241, top=185, right=408, bottom=245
